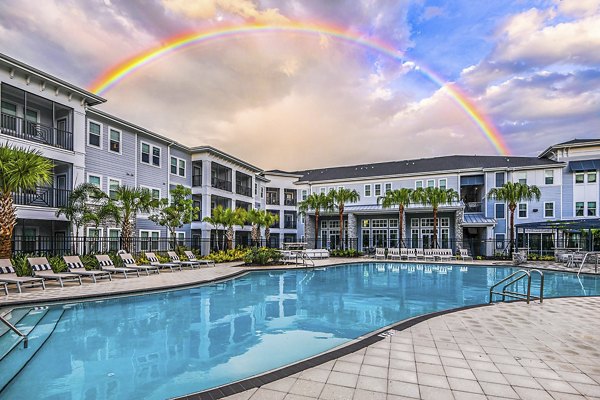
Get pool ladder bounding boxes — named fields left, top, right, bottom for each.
left=489, top=269, right=544, bottom=304
left=0, top=313, right=28, bottom=348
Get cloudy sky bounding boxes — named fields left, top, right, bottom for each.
left=1, top=0, right=599, bottom=170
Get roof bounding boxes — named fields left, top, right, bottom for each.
left=0, top=53, right=106, bottom=106
left=190, top=146, right=263, bottom=173
left=264, top=170, right=304, bottom=178
left=294, top=155, right=563, bottom=183
left=538, top=138, right=600, bottom=158
left=463, top=214, right=496, bottom=226
left=516, top=218, right=600, bottom=230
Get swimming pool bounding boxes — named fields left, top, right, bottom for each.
left=0, top=263, right=599, bottom=399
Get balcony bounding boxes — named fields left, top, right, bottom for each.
left=13, top=186, right=71, bottom=208
left=464, top=202, right=483, bottom=213
left=284, top=220, right=297, bottom=229
left=192, top=175, right=202, bottom=187
left=236, top=185, right=252, bottom=197
left=211, top=178, right=232, bottom=192
left=1, top=113, right=73, bottom=151
left=284, top=198, right=297, bottom=206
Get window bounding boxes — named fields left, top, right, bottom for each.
left=576, top=202, right=585, bottom=216
left=140, top=230, right=160, bottom=251
left=385, top=183, right=392, bottom=194
left=544, top=170, right=554, bottom=185
left=575, top=173, right=585, bottom=184
left=87, top=174, right=101, bottom=188
left=588, top=202, right=597, bottom=216
left=255, top=184, right=258, bottom=196
left=261, top=187, right=264, bottom=198
left=109, top=128, right=121, bottom=153
left=175, top=232, right=185, bottom=246
left=518, top=203, right=527, bottom=218
left=374, top=184, right=382, bottom=197
left=439, top=179, right=447, bottom=190
left=170, top=157, right=186, bottom=177
left=88, top=121, right=101, bottom=148
left=301, top=190, right=308, bottom=201
left=141, top=142, right=160, bottom=167
left=364, top=184, right=371, bottom=197
left=427, top=179, right=435, bottom=188
left=108, top=178, right=120, bottom=200
left=588, top=171, right=597, bottom=183
left=516, top=172, right=527, bottom=184
left=544, top=202, right=554, bottom=218
left=141, top=186, right=161, bottom=201
left=86, top=227, right=103, bottom=253
left=108, top=228, right=121, bottom=252
left=495, top=234, right=506, bottom=250
left=320, top=187, right=326, bottom=194
left=389, top=219, right=398, bottom=228
left=495, top=172, right=505, bottom=187
left=495, top=203, right=505, bottom=219
left=1, top=101, right=17, bottom=116
left=415, top=180, right=423, bottom=189
left=362, top=219, right=370, bottom=228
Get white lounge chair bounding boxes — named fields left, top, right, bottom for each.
left=375, top=248, right=386, bottom=260
left=388, top=248, right=401, bottom=260
left=459, top=249, right=473, bottom=262
left=423, top=249, right=435, bottom=262
left=415, top=248, right=425, bottom=260
left=0, top=259, right=45, bottom=293
left=119, top=253, right=160, bottom=275
left=406, top=248, right=417, bottom=261
left=184, top=251, right=215, bottom=267
left=145, top=252, right=181, bottom=272
left=27, top=257, right=82, bottom=288
left=63, top=256, right=112, bottom=283
left=95, top=255, right=139, bottom=278
left=167, top=251, right=200, bottom=268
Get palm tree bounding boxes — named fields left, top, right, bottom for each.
left=56, top=183, right=105, bottom=236
left=203, top=205, right=226, bottom=250
left=488, top=182, right=541, bottom=255
left=414, top=187, right=459, bottom=248
left=100, top=186, right=158, bottom=252
left=262, top=211, right=279, bottom=247
left=221, top=207, right=248, bottom=249
left=330, top=188, right=360, bottom=249
left=0, top=145, right=53, bottom=258
left=378, top=188, right=413, bottom=248
left=298, top=192, right=333, bottom=249
left=247, top=209, right=264, bottom=246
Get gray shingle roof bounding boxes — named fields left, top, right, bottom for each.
left=294, top=155, right=563, bottom=183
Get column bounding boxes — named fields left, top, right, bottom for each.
left=454, top=208, right=464, bottom=252
left=347, top=213, right=357, bottom=250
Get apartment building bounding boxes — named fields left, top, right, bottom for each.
left=1, top=53, right=598, bottom=257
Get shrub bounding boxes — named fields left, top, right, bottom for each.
left=11, top=254, right=31, bottom=276
left=330, top=249, right=361, bottom=258
left=243, top=247, right=283, bottom=266
left=205, top=248, right=249, bottom=263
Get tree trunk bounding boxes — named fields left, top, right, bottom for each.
left=122, top=219, right=133, bottom=253
left=339, top=205, right=344, bottom=250
left=314, top=211, right=320, bottom=249
left=227, top=227, right=234, bottom=250
left=509, top=203, right=516, bottom=256
left=432, top=207, right=438, bottom=248
left=0, top=193, right=16, bottom=259
left=265, top=227, right=271, bottom=247
left=399, top=205, right=404, bottom=248
left=251, top=223, right=259, bottom=246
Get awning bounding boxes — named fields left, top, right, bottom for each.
left=463, top=214, right=496, bottom=226
left=568, top=159, right=600, bottom=172
left=460, top=175, right=485, bottom=186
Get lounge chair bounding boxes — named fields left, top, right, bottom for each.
left=95, top=255, right=139, bottom=278
left=184, top=251, right=215, bottom=267
left=166, top=251, right=200, bottom=268
left=415, top=248, right=425, bottom=260
left=388, top=248, right=401, bottom=260
left=459, top=249, right=473, bottom=262
left=63, top=256, right=112, bottom=283
left=0, top=259, right=45, bottom=293
left=406, top=249, right=417, bottom=261
left=27, top=257, right=82, bottom=288
left=423, top=249, right=435, bottom=262
left=119, top=253, right=160, bottom=275
left=280, top=251, right=298, bottom=264
left=145, top=252, right=181, bottom=272
left=375, top=248, right=386, bottom=260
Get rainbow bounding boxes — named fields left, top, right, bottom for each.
left=89, top=22, right=510, bottom=155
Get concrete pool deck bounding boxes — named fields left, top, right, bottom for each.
left=1, top=258, right=599, bottom=400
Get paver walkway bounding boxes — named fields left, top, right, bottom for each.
left=223, top=297, right=600, bottom=400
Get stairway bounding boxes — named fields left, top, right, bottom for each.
left=0, top=306, right=65, bottom=393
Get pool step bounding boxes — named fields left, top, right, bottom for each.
left=0, top=307, right=64, bottom=393
left=0, top=308, right=47, bottom=359
left=0, top=308, right=31, bottom=338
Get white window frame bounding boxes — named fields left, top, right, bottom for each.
left=384, top=183, right=392, bottom=194
left=364, top=184, right=372, bottom=197
left=543, top=202, right=554, bottom=218
left=374, top=183, right=382, bottom=197
left=517, top=203, right=528, bottom=219
left=438, top=178, right=447, bottom=190
left=495, top=203, right=505, bottom=219
left=87, top=119, right=103, bottom=149
left=516, top=172, right=527, bottom=185
left=108, top=127, right=122, bottom=155
left=320, top=187, right=326, bottom=194
left=87, top=173, right=102, bottom=190
left=544, top=170, right=554, bottom=185
left=140, top=185, right=161, bottom=200
left=170, top=156, right=186, bottom=177
left=107, top=177, right=121, bottom=199
left=588, top=171, right=597, bottom=184
left=86, top=226, right=104, bottom=238
left=427, top=179, right=435, bottom=188
left=139, top=229, right=161, bottom=251
left=588, top=201, right=597, bottom=217
left=575, top=201, right=585, bottom=217
left=495, top=171, right=506, bottom=188
left=575, top=172, right=585, bottom=184
left=140, top=141, right=161, bottom=168
left=415, top=180, right=423, bottom=189
left=301, top=189, right=307, bottom=201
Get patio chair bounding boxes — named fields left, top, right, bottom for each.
left=375, top=248, right=386, bottom=260
left=166, top=251, right=200, bottom=269
left=63, top=256, right=112, bottom=283
left=388, top=248, right=401, bottom=260
left=423, top=249, right=435, bottom=262
left=459, top=249, right=473, bottom=262
left=406, top=248, right=417, bottom=261
left=184, top=251, right=215, bottom=267
left=0, top=259, right=45, bottom=293
left=280, top=251, right=298, bottom=265
left=144, top=252, right=181, bottom=272
left=415, top=248, right=425, bottom=260
left=95, top=255, right=139, bottom=278
left=118, top=253, right=160, bottom=276
left=27, top=257, right=82, bottom=288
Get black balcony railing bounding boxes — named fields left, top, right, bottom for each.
left=13, top=186, right=71, bottom=208
left=211, top=177, right=232, bottom=192
left=236, top=185, right=252, bottom=197
left=1, top=113, right=74, bottom=151
left=464, top=202, right=483, bottom=213
left=192, top=175, right=202, bottom=187
left=284, top=221, right=297, bottom=229
left=284, top=199, right=297, bottom=206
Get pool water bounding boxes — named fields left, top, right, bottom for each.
left=1, top=263, right=599, bottom=399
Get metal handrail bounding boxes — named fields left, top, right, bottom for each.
left=489, top=268, right=544, bottom=304
left=0, top=315, right=28, bottom=348
left=577, top=252, right=600, bottom=276
left=301, top=251, right=315, bottom=267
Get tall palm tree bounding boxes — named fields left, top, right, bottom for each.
left=203, top=205, right=226, bottom=250
left=298, top=192, right=333, bottom=249
left=378, top=188, right=413, bottom=248
left=56, top=183, right=105, bottom=237
left=247, top=209, right=264, bottom=246
left=100, top=186, right=158, bottom=252
left=488, top=182, right=541, bottom=255
left=0, top=145, right=53, bottom=258
left=220, top=207, right=248, bottom=249
left=330, top=188, right=360, bottom=249
left=262, top=211, right=279, bottom=247
left=414, top=187, right=459, bottom=248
